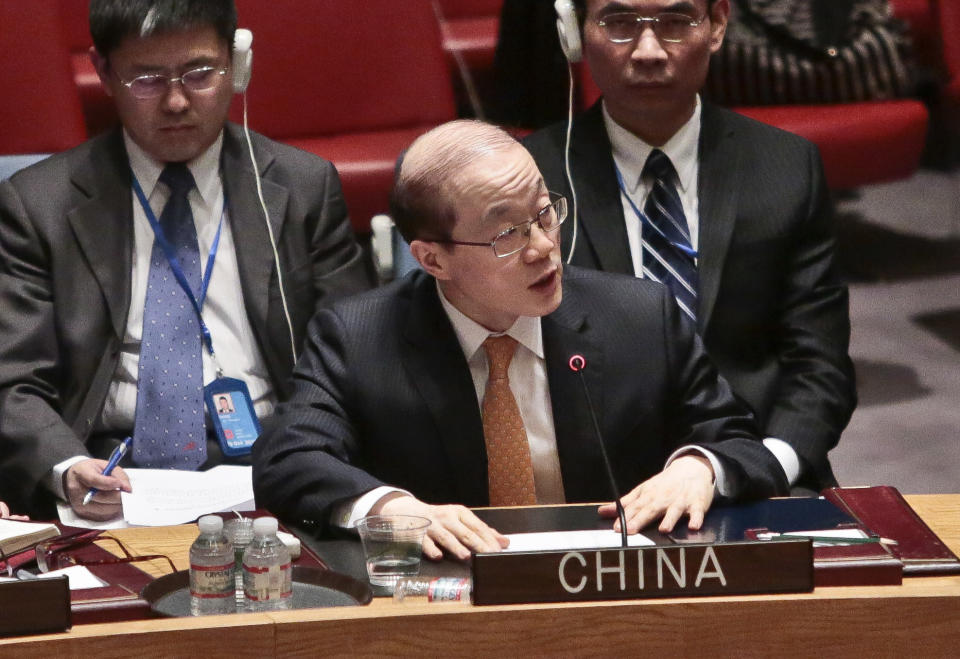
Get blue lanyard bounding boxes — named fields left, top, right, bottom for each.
left=131, top=172, right=225, bottom=362
left=613, top=163, right=698, bottom=259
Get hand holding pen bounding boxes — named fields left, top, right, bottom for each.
left=81, top=437, right=133, bottom=506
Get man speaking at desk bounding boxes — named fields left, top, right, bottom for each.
left=0, top=0, right=370, bottom=521
left=253, top=121, right=788, bottom=560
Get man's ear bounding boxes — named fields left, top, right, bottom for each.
left=708, top=0, right=730, bottom=53
left=410, top=239, right=450, bottom=281
left=89, top=46, right=114, bottom=97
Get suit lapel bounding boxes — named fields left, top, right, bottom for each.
left=567, top=104, right=634, bottom=275
left=542, top=286, right=605, bottom=502
left=221, top=125, right=291, bottom=364
left=401, top=276, right=489, bottom=504
left=67, top=130, right=133, bottom=339
left=696, top=103, right=741, bottom=332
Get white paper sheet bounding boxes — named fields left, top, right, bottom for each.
left=120, top=465, right=255, bottom=526
left=35, top=565, right=108, bottom=590
left=503, top=529, right=655, bottom=553
left=57, top=502, right=130, bottom=530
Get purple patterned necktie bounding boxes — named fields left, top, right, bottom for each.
left=132, top=162, right=206, bottom=469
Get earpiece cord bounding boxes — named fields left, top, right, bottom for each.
left=563, top=60, right=579, bottom=266
left=241, top=91, right=298, bottom=366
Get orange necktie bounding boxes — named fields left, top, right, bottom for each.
left=481, top=335, right=537, bottom=506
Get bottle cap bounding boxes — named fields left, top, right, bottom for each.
left=253, top=516, right=279, bottom=537
left=198, top=514, right=223, bottom=534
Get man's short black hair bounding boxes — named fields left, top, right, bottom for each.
left=573, top=0, right=719, bottom=16
left=90, top=0, right=237, bottom=57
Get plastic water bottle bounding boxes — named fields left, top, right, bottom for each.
left=224, top=517, right=255, bottom=608
left=392, top=577, right=472, bottom=603
left=242, top=516, right=293, bottom=611
left=189, top=515, right=236, bottom=615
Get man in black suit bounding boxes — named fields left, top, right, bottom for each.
left=254, top=120, right=787, bottom=560
left=0, top=0, right=371, bottom=520
left=524, top=0, right=856, bottom=492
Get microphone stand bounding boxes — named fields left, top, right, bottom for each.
left=569, top=357, right=629, bottom=548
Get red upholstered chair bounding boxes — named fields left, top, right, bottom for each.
left=435, top=0, right=503, bottom=78
left=936, top=0, right=960, bottom=116
left=888, top=0, right=939, bottom=72
left=233, top=0, right=457, bottom=234
left=577, top=61, right=929, bottom=190
left=56, top=0, right=117, bottom=136
left=0, top=0, right=86, bottom=155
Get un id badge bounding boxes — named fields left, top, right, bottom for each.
left=204, top=377, right=261, bottom=456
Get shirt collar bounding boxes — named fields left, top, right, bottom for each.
left=602, top=95, right=701, bottom=195
left=436, top=281, right=544, bottom=361
left=124, top=130, right=224, bottom=208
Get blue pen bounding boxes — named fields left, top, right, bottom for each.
left=82, top=437, right=132, bottom=506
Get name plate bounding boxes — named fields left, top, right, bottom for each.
left=471, top=539, right=813, bottom=605
left=0, top=575, right=71, bottom=636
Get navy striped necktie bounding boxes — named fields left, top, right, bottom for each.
left=640, top=149, right=698, bottom=321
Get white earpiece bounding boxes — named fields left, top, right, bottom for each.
left=554, top=0, right=582, bottom=63
left=232, top=28, right=253, bottom=93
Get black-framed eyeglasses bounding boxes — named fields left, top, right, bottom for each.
left=596, top=12, right=707, bottom=44
left=34, top=529, right=176, bottom=574
left=431, top=192, right=568, bottom=258
left=115, top=65, right=228, bottom=100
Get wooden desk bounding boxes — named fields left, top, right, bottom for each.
left=2, top=495, right=958, bottom=658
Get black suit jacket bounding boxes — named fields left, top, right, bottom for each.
left=253, top=268, right=789, bottom=529
left=0, top=124, right=371, bottom=515
left=523, top=102, right=856, bottom=488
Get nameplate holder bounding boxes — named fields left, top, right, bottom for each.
left=0, top=575, right=71, bottom=636
left=471, top=539, right=813, bottom=605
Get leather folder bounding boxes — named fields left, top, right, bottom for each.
left=669, top=497, right=904, bottom=586
left=823, top=486, right=960, bottom=575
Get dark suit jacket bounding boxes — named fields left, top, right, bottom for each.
left=0, top=123, right=371, bottom=515
left=253, top=268, right=789, bottom=529
left=522, top=102, right=856, bottom=489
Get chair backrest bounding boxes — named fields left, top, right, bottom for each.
left=436, top=0, right=504, bottom=20
left=232, top=0, right=456, bottom=139
left=0, top=0, right=86, bottom=154
left=937, top=0, right=960, bottom=83
left=57, top=0, right=93, bottom=52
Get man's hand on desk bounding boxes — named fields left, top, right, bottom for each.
left=374, top=494, right=509, bottom=561
left=598, top=454, right=715, bottom=534
left=64, top=459, right=132, bottom=520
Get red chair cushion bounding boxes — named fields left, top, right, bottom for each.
left=284, top=127, right=431, bottom=234
left=735, top=101, right=929, bottom=189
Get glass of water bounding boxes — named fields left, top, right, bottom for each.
left=355, top=515, right=431, bottom=588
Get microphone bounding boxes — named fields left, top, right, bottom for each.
left=568, top=355, right=629, bottom=548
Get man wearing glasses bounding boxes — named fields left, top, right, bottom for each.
left=524, top=0, right=855, bottom=494
left=253, top=120, right=787, bottom=560
left=0, top=0, right=370, bottom=521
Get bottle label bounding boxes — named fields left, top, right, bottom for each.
left=190, top=560, right=235, bottom=598
left=427, top=578, right=470, bottom=602
left=243, top=562, right=293, bottom=601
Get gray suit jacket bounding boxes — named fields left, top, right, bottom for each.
left=523, top=102, right=856, bottom=488
left=0, top=124, right=371, bottom=514
left=253, top=268, right=789, bottom=530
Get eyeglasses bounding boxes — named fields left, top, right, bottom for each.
left=432, top=192, right=568, bottom=258
left=596, top=12, right=706, bottom=44
left=35, top=530, right=176, bottom=574
left=116, top=65, right=228, bottom=100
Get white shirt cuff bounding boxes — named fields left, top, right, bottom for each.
left=762, top=437, right=800, bottom=486
left=330, top=486, right=412, bottom=529
left=665, top=446, right=730, bottom=498
left=47, top=455, right=90, bottom=500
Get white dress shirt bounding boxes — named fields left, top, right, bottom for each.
left=50, top=130, right=274, bottom=497
left=603, top=96, right=800, bottom=486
